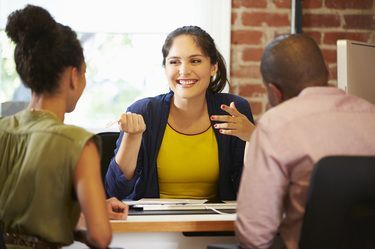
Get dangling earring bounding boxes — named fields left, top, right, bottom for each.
left=210, top=75, right=215, bottom=83
left=210, top=71, right=216, bottom=82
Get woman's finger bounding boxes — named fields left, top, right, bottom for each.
left=221, top=102, right=241, bottom=117
left=214, top=122, right=236, bottom=130
left=211, top=115, right=235, bottom=123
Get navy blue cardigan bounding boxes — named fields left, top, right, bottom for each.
left=105, top=91, right=254, bottom=200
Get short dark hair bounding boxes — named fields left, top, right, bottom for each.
left=162, top=26, right=228, bottom=93
left=260, top=34, right=329, bottom=99
left=5, top=4, right=84, bottom=94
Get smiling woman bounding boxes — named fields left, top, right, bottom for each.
left=105, top=25, right=256, bottom=202
left=164, top=35, right=218, bottom=106
left=0, top=0, right=231, bottom=132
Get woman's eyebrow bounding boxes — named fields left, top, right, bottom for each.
left=167, top=54, right=205, bottom=60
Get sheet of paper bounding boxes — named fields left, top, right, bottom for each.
left=137, top=202, right=237, bottom=211
left=123, top=198, right=208, bottom=206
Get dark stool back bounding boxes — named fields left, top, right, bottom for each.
left=299, top=156, right=375, bottom=249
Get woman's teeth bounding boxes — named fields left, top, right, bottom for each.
left=178, top=80, right=196, bottom=85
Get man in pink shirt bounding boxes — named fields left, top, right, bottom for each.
left=235, top=34, right=375, bottom=249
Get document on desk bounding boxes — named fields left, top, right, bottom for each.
left=124, top=198, right=236, bottom=213
left=123, top=198, right=207, bottom=206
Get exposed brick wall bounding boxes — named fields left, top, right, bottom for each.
left=231, top=0, right=375, bottom=118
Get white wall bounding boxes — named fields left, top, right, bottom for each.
left=0, top=0, right=231, bottom=80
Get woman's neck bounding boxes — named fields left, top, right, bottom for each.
left=171, top=95, right=207, bottom=120
left=28, top=93, right=66, bottom=122
left=169, top=95, right=210, bottom=134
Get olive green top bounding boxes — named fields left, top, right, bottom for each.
left=0, top=109, right=99, bottom=247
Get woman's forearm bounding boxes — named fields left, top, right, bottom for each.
left=115, top=133, right=143, bottom=180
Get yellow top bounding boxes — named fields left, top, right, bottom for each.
left=157, top=124, right=219, bottom=199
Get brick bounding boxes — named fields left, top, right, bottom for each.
left=304, top=31, right=322, bottom=44
left=232, top=0, right=241, bottom=9
left=321, top=48, right=337, bottom=64
left=274, top=0, right=290, bottom=8
left=231, top=30, right=263, bottom=45
left=323, top=32, right=370, bottom=45
left=231, top=65, right=262, bottom=79
left=274, top=31, right=291, bottom=39
left=303, top=14, right=341, bottom=28
left=325, top=0, right=373, bottom=9
left=272, top=31, right=322, bottom=46
left=248, top=100, right=263, bottom=116
left=242, top=47, right=264, bottom=62
left=232, top=12, right=238, bottom=25
left=274, top=0, right=322, bottom=9
left=239, top=84, right=267, bottom=97
left=303, top=0, right=323, bottom=8
left=228, top=84, right=238, bottom=94
left=328, top=65, right=337, bottom=81
left=344, top=15, right=375, bottom=30
left=230, top=48, right=240, bottom=65
left=232, top=0, right=267, bottom=8
left=242, top=12, right=290, bottom=27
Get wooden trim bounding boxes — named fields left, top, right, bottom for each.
left=111, top=220, right=234, bottom=232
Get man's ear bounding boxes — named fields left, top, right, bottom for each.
left=266, top=83, right=283, bottom=107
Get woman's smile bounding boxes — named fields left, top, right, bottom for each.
left=176, top=79, right=198, bottom=88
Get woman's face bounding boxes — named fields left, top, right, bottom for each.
left=164, top=35, right=217, bottom=101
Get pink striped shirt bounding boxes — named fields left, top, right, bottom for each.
left=235, top=87, right=375, bottom=249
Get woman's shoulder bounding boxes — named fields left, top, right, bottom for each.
left=0, top=110, right=92, bottom=140
left=211, top=92, right=248, bottom=105
left=50, top=124, right=100, bottom=154
left=127, top=92, right=172, bottom=113
left=210, top=92, right=253, bottom=121
left=52, top=124, right=94, bottom=142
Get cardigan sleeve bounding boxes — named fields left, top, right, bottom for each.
left=105, top=101, right=147, bottom=200
left=105, top=130, right=143, bottom=200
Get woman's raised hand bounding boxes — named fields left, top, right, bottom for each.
left=211, top=102, right=255, bottom=142
left=118, top=112, right=146, bottom=135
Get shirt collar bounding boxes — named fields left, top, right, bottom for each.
left=298, top=86, right=346, bottom=97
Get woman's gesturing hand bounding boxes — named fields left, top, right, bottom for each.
left=211, top=102, right=255, bottom=142
left=118, top=112, right=146, bottom=135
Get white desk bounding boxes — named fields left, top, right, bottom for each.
left=65, top=213, right=237, bottom=249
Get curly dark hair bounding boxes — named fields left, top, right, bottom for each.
left=162, top=26, right=228, bottom=93
left=5, top=4, right=84, bottom=94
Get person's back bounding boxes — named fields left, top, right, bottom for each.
left=244, top=86, right=375, bottom=249
left=0, top=110, right=97, bottom=245
left=0, top=5, right=116, bottom=249
left=235, top=34, right=375, bottom=249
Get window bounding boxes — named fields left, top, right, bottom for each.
left=0, top=0, right=231, bottom=132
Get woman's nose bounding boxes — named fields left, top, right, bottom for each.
left=179, top=62, right=191, bottom=75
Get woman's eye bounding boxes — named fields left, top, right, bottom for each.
left=191, top=59, right=201, bottom=64
left=168, top=60, right=179, bottom=65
